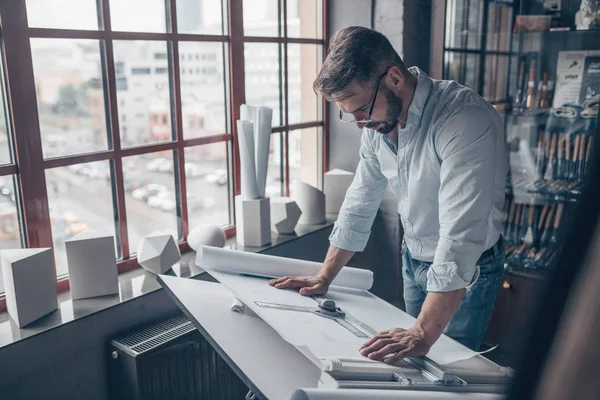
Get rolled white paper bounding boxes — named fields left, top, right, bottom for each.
left=237, top=120, right=259, bottom=200
left=255, top=107, right=273, bottom=198
left=240, top=104, right=257, bottom=125
left=197, top=246, right=373, bottom=291
left=292, top=180, right=326, bottom=224
left=231, top=298, right=246, bottom=314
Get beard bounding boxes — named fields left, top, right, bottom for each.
left=366, top=91, right=403, bottom=135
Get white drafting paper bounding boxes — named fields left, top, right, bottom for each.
left=240, top=104, right=258, bottom=125
left=255, top=107, right=273, bottom=198
left=198, top=246, right=373, bottom=291
left=197, top=247, right=489, bottom=368
left=237, top=120, right=259, bottom=200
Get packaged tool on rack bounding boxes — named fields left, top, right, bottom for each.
left=504, top=199, right=563, bottom=270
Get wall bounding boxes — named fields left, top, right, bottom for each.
left=0, top=229, right=333, bottom=400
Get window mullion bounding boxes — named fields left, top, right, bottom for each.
left=228, top=0, right=246, bottom=197
left=101, top=0, right=130, bottom=258
left=0, top=1, right=53, bottom=250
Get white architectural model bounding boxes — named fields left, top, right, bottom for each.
left=66, top=229, right=119, bottom=300
left=1, top=248, right=57, bottom=328
left=292, top=181, right=326, bottom=225
left=137, top=232, right=182, bottom=274
left=324, top=169, right=355, bottom=213
left=270, top=197, right=302, bottom=234
left=235, top=196, right=271, bottom=247
left=187, top=224, right=226, bottom=251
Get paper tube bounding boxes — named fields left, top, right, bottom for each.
left=197, top=246, right=373, bottom=291
left=237, top=120, right=259, bottom=200
left=255, top=107, right=273, bottom=198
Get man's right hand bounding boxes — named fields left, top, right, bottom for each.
left=268, top=275, right=330, bottom=296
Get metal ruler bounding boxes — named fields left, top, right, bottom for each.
left=254, top=297, right=376, bottom=338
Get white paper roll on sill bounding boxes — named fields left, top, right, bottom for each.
left=237, top=120, right=259, bottom=200
left=254, top=107, right=273, bottom=198
left=196, top=246, right=373, bottom=291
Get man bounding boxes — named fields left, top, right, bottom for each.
left=269, top=27, right=507, bottom=363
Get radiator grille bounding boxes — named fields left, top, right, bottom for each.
left=114, top=314, right=196, bottom=355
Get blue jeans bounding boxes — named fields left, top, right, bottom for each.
left=402, top=240, right=505, bottom=351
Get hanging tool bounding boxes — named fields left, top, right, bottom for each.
left=550, top=203, right=564, bottom=246
left=570, top=134, right=581, bottom=181
left=544, top=133, right=558, bottom=181
left=536, top=204, right=549, bottom=247
left=540, top=205, right=555, bottom=247
left=524, top=203, right=536, bottom=246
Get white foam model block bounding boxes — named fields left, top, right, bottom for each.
left=187, top=224, right=226, bottom=251
left=324, top=169, right=355, bottom=213
left=270, top=197, right=302, bottom=234
left=66, top=229, right=119, bottom=300
left=1, top=248, right=57, bottom=328
left=292, top=181, right=326, bottom=225
left=137, top=232, right=182, bottom=275
left=235, top=195, right=271, bottom=247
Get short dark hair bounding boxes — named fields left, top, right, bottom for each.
left=313, top=26, right=405, bottom=101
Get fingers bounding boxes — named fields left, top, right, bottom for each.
left=384, top=347, right=412, bottom=364
left=299, top=284, right=326, bottom=296
left=367, top=343, right=405, bottom=360
left=359, top=337, right=395, bottom=356
left=360, top=330, right=393, bottom=349
left=269, top=276, right=289, bottom=286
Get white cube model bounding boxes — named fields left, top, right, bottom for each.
left=292, top=181, right=326, bottom=225
left=137, top=232, right=181, bottom=274
left=1, top=248, right=58, bottom=328
left=324, top=169, right=355, bottom=213
left=66, top=229, right=119, bottom=300
left=270, top=197, right=302, bottom=234
left=235, top=195, right=271, bottom=247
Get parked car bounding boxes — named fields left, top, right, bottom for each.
left=146, top=158, right=170, bottom=172
left=185, top=162, right=205, bottom=178
left=132, top=184, right=167, bottom=201
left=147, top=191, right=172, bottom=208
left=205, top=169, right=227, bottom=186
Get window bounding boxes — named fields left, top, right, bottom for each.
left=0, top=0, right=325, bottom=302
left=442, top=0, right=514, bottom=102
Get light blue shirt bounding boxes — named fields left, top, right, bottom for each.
left=329, top=67, right=508, bottom=292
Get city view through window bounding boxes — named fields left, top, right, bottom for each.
left=0, top=0, right=323, bottom=293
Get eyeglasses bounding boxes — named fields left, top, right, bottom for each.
left=339, top=68, right=389, bottom=124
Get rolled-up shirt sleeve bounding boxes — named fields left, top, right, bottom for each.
left=427, top=105, right=500, bottom=292
left=329, top=129, right=388, bottom=252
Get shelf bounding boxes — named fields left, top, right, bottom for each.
left=514, top=29, right=600, bottom=38
left=506, top=185, right=580, bottom=205
left=504, top=264, right=549, bottom=281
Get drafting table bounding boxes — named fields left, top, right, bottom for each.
left=159, top=275, right=507, bottom=400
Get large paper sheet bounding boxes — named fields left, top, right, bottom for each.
left=237, top=120, right=259, bottom=200
left=197, top=247, right=489, bottom=368
left=291, top=388, right=505, bottom=400
left=198, top=246, right=373, bottom=291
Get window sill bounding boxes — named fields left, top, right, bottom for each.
left=0, top=217, right=335, bottom=350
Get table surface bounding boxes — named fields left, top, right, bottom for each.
left=159, top=275, right=506, bottom=400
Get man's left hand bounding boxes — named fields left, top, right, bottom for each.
left=359, top=327, right=433, bottom=364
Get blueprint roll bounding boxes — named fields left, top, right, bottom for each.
left=237, top=120, right=259, bottom=200
left=196, top=246, right=373, bottom=291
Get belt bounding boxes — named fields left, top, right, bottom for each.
left=480, top=236, right=503, bottom=260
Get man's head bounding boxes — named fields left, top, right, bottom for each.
left=314, top=27, right=409, bottom=134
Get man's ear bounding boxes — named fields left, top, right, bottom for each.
left=387, top=66, right=405, bottom=93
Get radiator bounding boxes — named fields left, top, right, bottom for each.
left=109, top=313, right=249, bottom=400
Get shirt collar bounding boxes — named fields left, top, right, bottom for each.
left=401, top=66, right=433, bottom=132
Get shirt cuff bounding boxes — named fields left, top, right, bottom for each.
left=328, top=224, right=370, bottom=252
left=426, top=262, right=480, bottom=292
